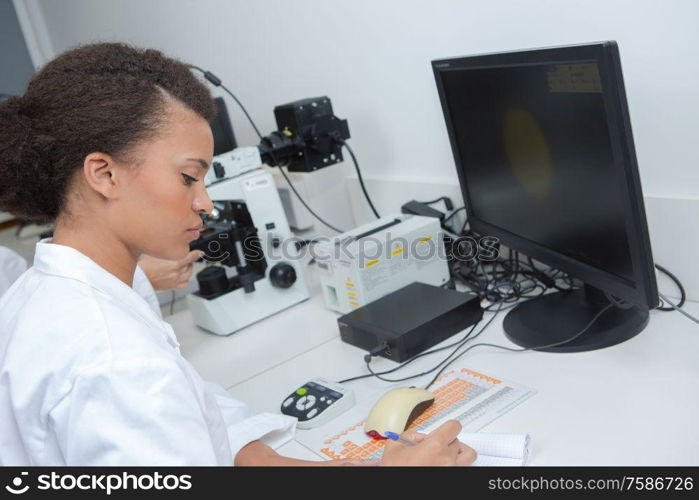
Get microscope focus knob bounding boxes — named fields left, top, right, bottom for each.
left=270, top=263, right=297, bottom=289
left=196, top=266, right=229, bottom=299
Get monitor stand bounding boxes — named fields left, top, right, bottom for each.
left=502, top=284, right=649, bottom=352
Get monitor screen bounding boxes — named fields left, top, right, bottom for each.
left=433, top=42, right=659, bottom=311
left=433, top=43, right=659, bottom=350
left=440, top=62, right=634, bottom=282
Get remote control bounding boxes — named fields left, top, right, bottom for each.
left=280, top=378, right=355, bottom=429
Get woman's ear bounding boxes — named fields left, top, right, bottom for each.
left=82, top=152, right=121, bottom=199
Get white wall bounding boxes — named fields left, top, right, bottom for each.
left=22, top=0, right=699, bottom=299
left=28, top=0, right=699, bottom=193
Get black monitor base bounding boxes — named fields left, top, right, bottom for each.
left=502, top=286, right=649, bottom=353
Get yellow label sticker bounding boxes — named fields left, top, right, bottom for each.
left=365, top=259, right=380, bottom=268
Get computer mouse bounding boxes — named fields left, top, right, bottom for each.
left=364, top=387, right=435, bottom=439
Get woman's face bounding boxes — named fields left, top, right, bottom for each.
left=113, top=99, right=214, bottom=261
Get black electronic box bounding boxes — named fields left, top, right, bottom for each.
left=337, top=282, right=483, bottom=363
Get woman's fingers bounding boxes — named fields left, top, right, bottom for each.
left=401, top=430, right=427, bottom=444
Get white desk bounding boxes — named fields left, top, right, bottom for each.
left=167, top=271, right=699, bottom=465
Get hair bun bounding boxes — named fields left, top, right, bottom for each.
left=0, top=96, right=34, bottom=134
left=0, top=96, right=60, bottom=222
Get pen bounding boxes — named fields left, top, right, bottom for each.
left=384, top=431, right=417, bottom=446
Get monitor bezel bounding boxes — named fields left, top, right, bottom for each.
left=432, top=41, right=658, bottom=309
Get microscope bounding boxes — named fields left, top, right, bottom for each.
left=187, top=96, right=350, bottom=335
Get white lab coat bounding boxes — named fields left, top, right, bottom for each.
left=0, top=240, right=296, bottom=465
left=0, top=246, right=27, bottom=299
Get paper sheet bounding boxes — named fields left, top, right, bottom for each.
left=461, top=432, right=531, bottom=466
left=294, top=367, right=535, bottom=464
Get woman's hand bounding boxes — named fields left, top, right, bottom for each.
left=138, top=251, right=203, bottom=291
left=380, top=420, right=477, bottom=466
left=234, top=421, right=476, bottom=467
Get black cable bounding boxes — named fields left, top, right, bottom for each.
left=276, top=166, right=344, bottom=233
left=339, top=141, right=380, bottom=219
left=604, top=291, right=635, bottom=310
left=169, top=290, right=176, bottom=316
left=188, top=64, right=263, bottom=139
left=441, top=206, right=465, bottom=234
left=442, top=206, right=465, bottom=224
left=460, top=216, right=469, bottom=235
left=524, top=257, right=575, bottom=292
left=189, top=64, right=345, bottom=234
left=337, top=314, right=485, bottom=384
left=418, top=196, right=447, bottom=205
left=654, top=263, right=686, bottom=311
left=448, top=245, right=560, bottom=303
left=485, top=284, right=546, bottom=312
left=423, top=303, right=614, bottom=389
left=416, top=196, right=454, bottom=212
left=363, top=343, right=390, bottom=363
left=442, top=207, right=466, bottom=229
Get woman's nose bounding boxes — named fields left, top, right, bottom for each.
left=193, top=187, right=214, bottom=215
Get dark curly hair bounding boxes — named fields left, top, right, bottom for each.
left=0, top=42, right=215, bottom=223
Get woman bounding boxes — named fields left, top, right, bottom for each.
left=0, top=42, right=475, bottom=466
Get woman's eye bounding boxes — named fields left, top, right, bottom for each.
left=182, top=173, right=198, bottom=186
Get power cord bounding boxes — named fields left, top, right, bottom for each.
left=442, top=206, right=465, bottom=223
left=187, top=64, right=263, bottom=138
left=340, top=300, right=613, bottom=388
left=341, top=301, right=611, bottom=390
left=417, top=196, right=454, bottom=212
left=339, top=140, right=380, bottom=219
left=441, top=206, right=465, bottom=234
left=450, top=250, right=565, bottom=304
left=276, top=166, right=344, bottom=233
left=422, top=303, right=613, bottom=389
left=188, top=64, right=345, bottom=234
left=654, top=263, right=686, bottom=310
left=652, top=264, right=698, bottom=325
left=417, top=196, right=447, bottom=205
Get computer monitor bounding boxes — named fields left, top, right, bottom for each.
left=210, top=97, right=237, bottom=156
left=432, top=41, right=658, bottom=352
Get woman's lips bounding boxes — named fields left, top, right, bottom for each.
left=187, top=225, right=203, bottom=239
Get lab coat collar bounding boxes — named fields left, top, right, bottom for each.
left=33, top=240, right=180, bottom=349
